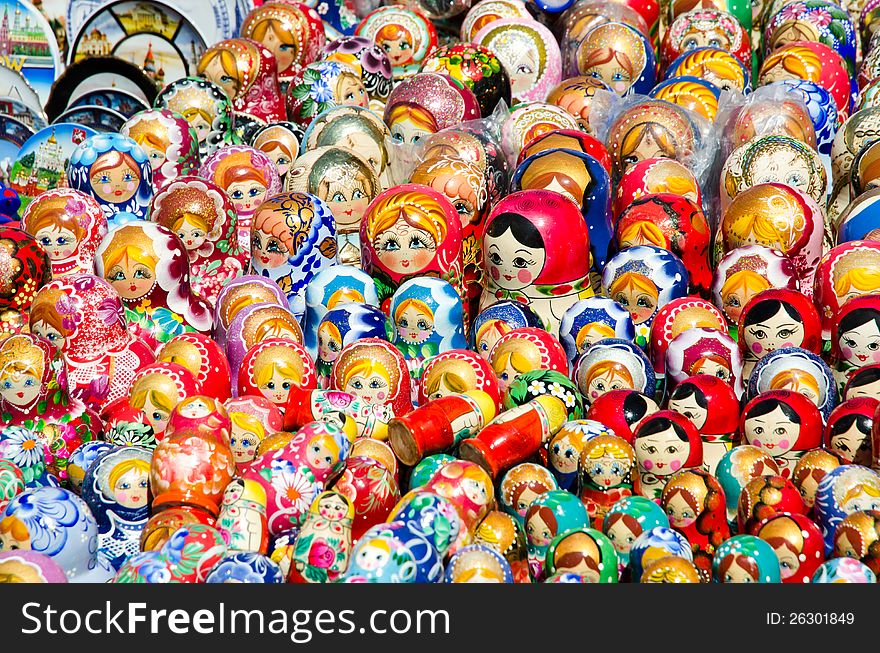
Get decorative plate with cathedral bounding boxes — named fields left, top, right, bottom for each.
left=0, top=95, right=47, bottom=130
left=55, top=104, right=128, bottom=131
left=0, top=0, right=63, bottom=108
left=68, top=86, right=150, bottom=118
left=67, top=0, right=208, bottom=88
left=0, top=113, right=35, bottom=177
left=7, top=121, right=98, bottom=211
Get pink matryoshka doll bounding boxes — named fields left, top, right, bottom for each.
left=94, top=222, right=213, bottom=349
left=740, top=389, right=824, bottom=478
left=237, top=338, right=318, bottom=411
left=360, top=183, right=463, bottom=311
left=488, top=327, right=569, bottom=398
left=166, top=395, right=232, bottom=445
left=0, top=227, right=52, bottom=339
left=149, top=176, right=248, bottom=307
left=832, top=295, right=880, bottom=389
left=224, top=395, right=284, bottom=469
left=127, top=361, right=200, bottom=438
left=21, top=189, right=108, bottom=279
left=417, top=349, right=503, bottom=410
left=199, top=145, right=282, bottom=251
left=330, top=337, right=413, bottom=419
left=661, top=9, right=750, bottom=71
left=121, top=109, right=201, bottom=192
left=632, top=410, right=703, bottom=501
left=813, top=241, right=880, bottom=340
left=157, top=333, right=233, bottom=402
left=664, top=327, right=745, bottom=399
left=648, top=296, right=727, bottom=376
left=28, top=273, right=155, bottom=411
left=479, top=190, right=592, bottom=334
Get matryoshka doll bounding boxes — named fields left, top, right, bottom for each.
left=586, top=389, right=661, bottom=443
left=66, top=133, right=154, bottom=220
left=575, top=338, right=656, bottom=405
left=740, top=389, right=824, bottom=478
left=303, top=264, right=379, bottom=354
left=80, top=446, right=152, bottom=570
left=576, top=21, right=656, bottom=96
left=251, top=122, right=303, bottom=185
left=423, top=460, right=495, bottom=542
left=237, top=338, right=317, bottom=411
left=469, top=300, right=543, bottom=361
left=224, top=303, right=304, bottom=379
left=444, top=544, right=514, bottom=583
left=633, top=410, right=703, bottom=500
left=792, top=448, right=841, bottom=512
left=846, top=364, right=880, bottom=400
left=197, top=38, right=287, bottom=139
left=28, top=274, right=155, bottom=410
left=524, top=489, right=589, bottom=580
left=217, top=477, right=269, bottom=554
left=832, top=295, right=880, bottom=389
left=813, top=241, right=880, bottom=340
left=712, top=535, right=782, bottom=583
left=660, top=468, right=729, bottom=581
left=460, top=0, right=532, bottom=42
left=488, top=327, right=568, bottom=397
left=825, top=398, right=877, bottom=467
left=199, top=145, right=281, bottom=251
left=155, top=77, right=239, bottom=159
left=355, top=5, right=438, bottom=80
left=544, top=528, right=619, bottom=583
left=501, top=103, right=581, bottom=168
left=628, top=526, right=695, bottom=582
left=559, top=297, right=635, bottom=368
left=418, top=350, right=502, bottom=409
left=330, top=338, right=413, bottom=418
left=212, top=275, right=288, bottom=348
left=158, top=332, right=233, bottom=402
left=322, top=36, right=395, bottom=112
left=756, top=512, right=825, bottom=582
left=289, top=490, right=354, bottom=583
left=833, top=510, right=880, bottom=574
left=664, top=328, right=744, bottom=399
left=499, top=462, right=558, bottom=526
left=545, top=76, right=610, bottom=135
left=661, top=9, right=750, bottom=70
left=648, top=296, right=727, bottom=376
left=815, top=465, right=880, bottom=554
left=285, top=61, right=371, bottom=127
left=614, top=157, right=701, bottom=218
left=578, top=434, right=636, bottom=528
left=667, top=376, right=740, bottom=475
left=715, top=445, right=781, bottom=525
left=249, top=192, right=338, bottom=320
left=301, top=106, right=391, bottom=183
left=602, top=245, right=689, bottom=347
left=121, top=109, right=200, bottom=192
left=316, top=304, right=389, bottom=388
left=95, top=222, right=213, bottom=347
left=603, top=496, right=669, bottom=576
left=21, top=189, right=108, bottom=279
left=149, top=176, right=247, bottom=307
left=359, top=183, right=463, bottom=309
left=0, top=228, right=51, bottom=338
left=225, top=396, right=283, bottom=469
left=747, top=348, right=837, bottom=420
left=546, top=420, right=608, bottom=491
left=664, top=47, right=750, bottom=94
left=127, top=362, right=199, bottom=437
left=166, top=396, right=231, bottom=445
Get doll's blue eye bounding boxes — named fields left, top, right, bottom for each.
left=248, top=187, right=261, bottom=197
left=139, top=480, right=148, bottom=488
left=152, top=412, right=162, bottom=421
left=99, top=174, right=110, bottom=183
left=119, top=482, right=131, bottom=490
left=352, top=190, right=364, bottom=199
left=417, top=320, right=429, bottom=330
left=352, top=380, right=363, bottom=389
left=399, top=318, right=408, bottom=328
left=123, top=173, right=134, bottom=182
left=56, top=237, right=68, bottom=245
left=2, top=381, right=10, bottom=389
left=282, top=381, right=291, bottom=390
left=331, top=192, right=346, bottom=202
left=266, top=382, right=275, bottom=390
left=40, top=237, right=51, bottom=245
left=24, top=379, right=34, bottom=387
left=231, top=190, right=244, bottom=199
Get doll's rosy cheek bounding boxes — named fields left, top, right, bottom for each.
left=517, top=269, right=532, bottom=283
left=751, top=342, right=763, bottom=354
left=670, top=459, right=682, bottom=471
left=841, top=346, right=852, bottom=359
left=642, top=459, right=654, bottom=470
left=490, top=267, right=500, bottom=280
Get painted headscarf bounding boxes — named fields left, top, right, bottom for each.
left=21, top=189, right=107, bottom=279
left=544, top=528, right=619, bottom=583
left=224, top=302, right=304, bottom=375
left=303, top=264, right=380, bottom=356
left=67, top=133, right=154, bottom=220
left=121, top=109, right=201, bottom=192
left=815, top=465, right=880, bottom=554
left=206, top=552, right=285, bottom=583
left=576, top=21, right=654, bottom=96
left=382, top=73, right=480, bottom=144
left=127, top=361, right=200, bottom=437
left=241, top=2, right=326, bottom=84
left=157, top=333, right=234, bottom=402
left=663, top=9, right=750, bottom=69
left=251, top=122, right=305, bottom=184
left=330, top=337, right=413, bottom=418
left=822, top=397, right=876, bottom=466
left=602, top=496, right=669, bottom=568
left=575, top=338, right=656, bottom=402
left=524, top=489, right=589, bottom=580
left=322, top=35, right=394, bottom=109
left=648, top=296, right=727, bottom=375
left=212, top=274, right=289, bottom=348
left=389, top=277, right=467, bottom=366
left=286, top=60, right=371, bottom=127
left=628, top=526, right=693, bottom=582
left=154, top=77, right=239, bottom=159
left=417, top=349, right=502, bottom=409
left=469, top=299, right=543, bottom=356
left=664, top=327, right=745, bottom=399
left=755, top=514, right=825, bottom=583
left=748, top=347, right=837, bottom=420
left=355, top=5, right=438, bottom=79
left=237, top=338, right=317, bottom=407
left=316, top=304, right=390, bottom=386
left=0, top=228, right=51, bottom=338
left=712, top=534, right=781, bottom=583
left=814, top=241, right=880, bottom=339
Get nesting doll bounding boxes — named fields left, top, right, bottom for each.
left=544, top=528, right=619, bottom=583
left=815, top=465, right=880, bottom=554
left=664, top=47, right=750, bottom=93
left=524, top=489, right=589, bottom=580
left=649, top=76, right=722, bottom=121
left=665, top=328, right=744, bottom=398
left=469, top=300, right=543, bottom=361
left=586, top=389, right=660, bottom=444
left=417, top=350, right=502, bottom=411
left=614, top=158, right=701, bottom=218
left=460, top=0, right=532, bottom=42
left=224, top=303, right=304, bottom=376
left=382, top=73, right=479, bottom=146
left=316, top=305, right=389, bottom=388
left=444, top=544, right=514, bottom=583
left=289, top=490, right=354, bottom=583
left=158, top=332, right=233, bottom=402
left=715, top=445, right=781, bottom=524
left=832, top=295, right=880, bottom=389
left=545, top=76, right=611, bottom=135
left=814, top=242, right=880, bottom=340
left=217, top=478, right=269, bottom=554
left=419, top=43, right=512, bottom=118
left=121, top=109, right=200, bottom=192
left=603, top=496, right=669, bottom=573
left=712, top=535, right=782, bottom=583
left=487, top=327, right=568, bottom=398
left=575, top=339, right=656, bottom=405
left=501, top=103, right=581, bottom=169
left=823, top=398, right=876, bottom=466
left=559, top=297, right=635, bottom=368
left=0, top=228, right=52, bottom=338
left=237, top=338, right=317, bottom=411
left=355, top=5, right=438, bottom=80
left=301, top=106, right=391, bottom=182
left=127, top=362, right=199, bottom=437
left=833, top=510, right=880, bottom=574
left=748, top=348, right=837, bottom=420
left=648, top=296, right=727, bottom=376
left=225, top=396, right=283, bottom=468
left=629, top=527, right=694, bottom=583
left=286, top=61, right=371, bottom=127
left=322, top=35, right=394, bottom=111
left=633, top=411, right=703, bottom=500
left=662, top=9, right=750, bottom=69
left=756, top=512, right=826, bottom=582
left=792, top=449, right=841, bottom=511
left=212, top=275, right=289, bottom=348
left=578, top=434, right=636, bottom=528
left=330, top=338, right=413, bottom=418
left=251, top=122, right=304, bottom=185
left=575, top=21, right=655, bottom=95
left=303, top=265, right=379, bottom=352
left=498, top=462, right=558, bottom=527
left=546, top=420, right=609, bottom=490
left=155, top=77, right=239, bottom=159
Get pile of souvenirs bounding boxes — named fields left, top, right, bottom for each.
left=2, top=0, right=880, bottom=584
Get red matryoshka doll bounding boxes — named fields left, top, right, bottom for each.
left=360, top=183, right=463, bottom=310
left=28, top=274, right=155, bottom=411
left=418, top=350, right=502, bottom=409
left=575, top=21, right=655, bottom=96
left=487, top=327, right=568, bottom=397
left=196, top=38, right=288, bottom=138
left=120, top=109, right=201, bottom=192
left=614, top=193, right=712, bottom=295
left=711, top=245, right=799, bottom=332
left=833, top=510, right=880, bottom=574
left=0, top=228, right=52, bottom=338
left=737, top=288, right=823, bottom=379
left=665, top=327, right=744, bottom=398
left=330, top=338, right=413, bottom=418
left=737, top=474, right=807, bottom=534
left=613, top=157, right=701, bottom=219
left=127, top=362, right=200, bottom=437
left=661, top=9, right=750, bottom=70
left=814, top=242, right=880, bottom=340
left=667, top=376, right=740, bottom=475
left=756, top=512, right=825, bottom=582
left=237, top=338, right=317, bottom=412
left=545, top=76, right=610, bottom=134
left=95, top=223, right=213, bottom=348
left=479, top=190, right=592, bottom=333
left=212, top=275, right=288, bottom=348
left=792, top=449, right=841, bottom=511
left=166, top=395, right=232, bottom=445
left=517, top=129, right=612, bottom=174
left=648, top=296, right=727, bottom=375
left=149, top=176, right=247, bottom=307
left=331, top=454, right=400, bottom=541
left=832, top=295, right=880, bottom=388
left=660, top=468, right=730, bottom=581
left=285, top=61, right=371, bottom=128
left=423, top=460, right=495, bottom=537
left=847, top=364, right=880, bottom=401
left=824, top=398, right=878, bottom=466
left=356, top=5, right=438, bottom=80
left=499, top=462, right=558, bottom=526
left=586, top=389, right=660, bottom=443
left=740, top=389, right=824, bottom=478
left=158, top=333, right=233, bottom=402
left=21, top=189, right=108, bottom=279
left=199, top=145, right=282, bottom=251
left=578, top=434, right=636, bottom=528
left=224, top=396, right=284, bottom=470
left=633, top=410, right=703, bottom=500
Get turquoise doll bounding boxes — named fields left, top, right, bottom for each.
left=469, top=299, right=544, bottom=361
left=408, top=454, right=457, bottom=490
left=316, top=304, right=391, bottom=389
left=715, top=445, right=780, bottom=527
left=524, top=489, right=589, bottom=581
left=303, top=264, right=380, bottom=356
left=712, top=535, right=781, bottom=583
left=66, top=133, right=154, bottom=221
left=154, top=77, right=241, bottom=159
left=389, top=278, right=467, bottom=382
left=628, top=526, right=693, bottom=583
left=544, top=527, right=619, bottom=583
left=559, top=297, right=635, bottom=368
left=80, top=446, right=152, bottom=571
left=603, top=496, right=669, bottom=578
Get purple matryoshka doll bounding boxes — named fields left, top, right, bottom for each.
left=199, top=145, right=282, bottom=251
left=28, top=274, right=156, bottom=411
left=149, top=176, right=248, bottom=308
left=249, top=192, right=338, bottom=321
left=576, top=21, right=657, bottom=96
left=303, top=264, right=380, bottom=355
left=223, top=303, right=306, bottom=388
left=322, top=35, right=395, bottom=111
left=212, top=275, right=288, bottom=349
left=559, top=297, right=636, bottom=368
left=316, top=304, right=390, bottom=388
left=66, top=133, right=154, bottom=221
left=121, top=109, right=201, bottom=192
left=95, top=222, right=213, bottom=348
left=665, top=327, right=744, bottom=398
left=0, top=228, right=52, bottom=339
left=21, top=189, right=108, bottom=279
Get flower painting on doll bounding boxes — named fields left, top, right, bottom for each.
left=291, top=490, right=354, bottom=583
left=218, top=477, right=269, bottom=554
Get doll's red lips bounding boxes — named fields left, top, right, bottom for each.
left=656, top=463, right=664, bottom=469
left=16, top=392, right=24, bottom=398
left=603, top=479, right=611, bottom=486
left=260, top=256, right=269, bottom=263
left=503, top=274, right=513, bottom=280
left=401, top=261, right=409, bottom=267
left=858, top=354, right=868, bottom=361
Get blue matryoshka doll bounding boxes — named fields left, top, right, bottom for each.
left=747, top=347, right=838, bottom=422
left=559, top=297, right=635, bottom=368
left=469, top=299, right=543, bottom=361
left=601, top=245, right=688, bottom=348
left=386, top=491, right=462, bottom=560
left=340, top=521, right=442, bottom=583
left=317, top=304, right=391, bottom=388
left=815, top=465, right=880, bottom=555
left=249, top=192, right=338, bottom=321
left=205, top=552, right=285, bottom=583
left=80, top=446, right=152, bottom=571
left=303, top=264, right=380, bottom=356
left=628, top=526, right=693, bottom=582
left=66, top=133, right=154, bottom=220
left=770, top=80, right=838, bottom=159
left=602, top=496, right=669, bottom=577
left=524, top=489, right=589, bottom=581
left=67, top=441, right=114, bottom=495
left=712, top=534, right=781, bottom=583
left=2, top=486, right=115, bottom=582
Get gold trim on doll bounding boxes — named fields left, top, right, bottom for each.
left=242, top=306, right=304, bottom=348
left=98, top=230, right=159, bottom=302
left=197, top=40, right=261, bottom=101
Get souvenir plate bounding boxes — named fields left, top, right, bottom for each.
left=0, top=95, right=47, bottom=130
left=55, top=104, right=128, bottom=131
left=0, top=113, right=34, bottom=175
left=68, top=86, right=150, bottom=118
left=0, top=0, right=63, bottom=107
left=0, top=65, right=42, bottom=114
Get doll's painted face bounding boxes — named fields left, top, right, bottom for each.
left=204, top=56, right=240, bottom=99
left=30, top=320, right=65, bottom=349
left=769, top=539, right=801, bottom=579
left=188, top=113, right=213, bottom=143
left=396, top=305, right=434, bottom=344
left=139, top=141, right=167, bottom=171
left=772, top=373, right=820, bottom=405
left=463, top=477, right=490, bottom=506
left=550, top=436, right=580, bottom=474
left=175, top=215, right=208, bottom=251
left=259, top=368, right=295, bottom=405
left=336, top=74, right=369, bottom=108
left=526, top=510, right=554, bottom=547
left=509, top=50, right=539, bottom=96
left=830, top=423, right=872, bottom=466
left=721, top=556, right=758, bottom=583
left=323, top=178, right=370, bottom=228
left=691, top=357, right=732, bottom=383
left=317, top=326, right=342, bottom=363
left=664, top=491, right=697, bottom=528
left=259, top=28, right=297, bottom=72
left=476, top=321, right=507, bottom=360
left=379, top=35, right=413, bottom=66
left=722, top=285, right=766, bottom=325
left=223, top=479, right=244, bottom=504
left=842, top=484, right=880, bottom=512
left=622, top=127, right=671, bottom=169
left=319, top=494, right=349, bottom=520
left=106, top=253, right=156, bottom=301
left=356, top=541, right=390, bottom=570
left=343, top=133, right=383, bottom=177
left=585, top=60, right=632, bottom=95
left=375, top=216, right=437, bottom=274
left=263, top=145, right=293, bottom=178
left=230, top=429, right=260, bottom=463
left=742, top=305, right=804, bottom=357
left=0, top=517, right=30, bottom=551
left=113, top=467, right=149, bottom=509
left=389, top=115, right=433, bottom=146
left=1, top=371, right=41, bottom=407
left=612, top=278, right=658, bottom=325
left=90, top=154, right=139, bottom=204
left=577, top=324, right=614, bottom=352
left=513, top=487, right=541, bottom=516
left=848, top=378, right=880, bottom=400
left=252, top=229, right=290, bottom=269
left=142, top=395, right=171, bottom=433
left=680, top=28, right=729, bottom=50
left=227, top=180, right=268, bottom=214
left=637, top=428, right=689, bottom=476
left=587, top=455, right=628, bottom=487
left=606, top=518, right=639, bottom=555
left=750, top=150, right=811, bottom=190
left=344, top=371, right=390, bottom=404
left=744, top=405, right=798, bottom=455
left=839, top=319, right=880, bottom=365
left=587, top=366, right=633, bottom=400
left=179, top=398, right=212, bottom=419
left=668, top=393, right=708, bottom=430
left=34, top=226, right=77, bottom=261
left=484, top=229, right=546, bottom=292
left=306, top=437, right=337, bottom=470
